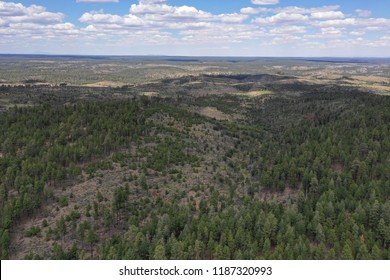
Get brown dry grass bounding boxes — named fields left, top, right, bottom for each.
left=142, top=91, right=159, bottom=96
left=198, top=107, right=231, bottom=121
left=82, top=81, right=125, bottom=87
left=231, top=90, right=274, bottom=97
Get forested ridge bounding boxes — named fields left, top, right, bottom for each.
left=0, top=83, right=389, bottom=259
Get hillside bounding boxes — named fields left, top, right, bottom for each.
left=0, top=59, right=389, bottom=260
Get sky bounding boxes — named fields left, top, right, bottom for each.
left=0, top=0, right=389, bottom=56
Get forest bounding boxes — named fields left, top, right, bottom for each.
left=0, top=58, right=389, bottom=260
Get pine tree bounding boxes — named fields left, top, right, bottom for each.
left=153, top=239, right=166, bottom=260
left=341, top=243, right=353, bottom=260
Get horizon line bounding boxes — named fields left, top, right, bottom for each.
left=1, top=53, right=390, bottom=59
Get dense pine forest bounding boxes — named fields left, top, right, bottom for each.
left=0, top=74, right=389, bottom=260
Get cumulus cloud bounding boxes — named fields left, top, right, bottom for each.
left=79, top=12, right=123, bottom=24
left=0, top=0, right=78, bottom=44
left=0, top=1, right=64, bottom=24
left=1, top=0, right=389, bottom=56
left=356, top=9, right=372, bottom=17
left=350, top=31, right=365, bottom=36
left=241, top=7, right=261, bottom=15
left=0, top=17, right=7, bottom=27
left=0, top=2, right=28, bottom=16
left=130, top=3, right=173, bottom=14
left=214, top=13, right=247, bottom=24
left=180, top=23, right=265, bottom=44
left=313, top=18, right=357, bottom=28
left=270, top=25, right=306, bottom=34
left=140, top=0, right=167, bottom=3
left=77, top=0, right=388, bottom=52
left=255, top=13, right=308, bottom=24
left=80, top=12, right=144, bottom=27
left=78, top=0, right=256, bottom=47
left=129, top=2, right=213, bottom=23
left=240, top=5, right=341, bottom=16
left=280, top=5, right=341, bottom=14
left=252, top=0, right=279, bottom=5
left=313, top=17, right=390, bottom=28
left=311, top=11, right=345, bottom=20
left=320, top=27, right=344, bottom=35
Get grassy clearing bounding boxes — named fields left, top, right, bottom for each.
left=142, top=91, right=159, bottom=96
left=82, top=81, right=125, bottom=87
left=231, top=90, right=274, bottom=97
left=361, top=84, right=390, bottom=95
left=198, top=106, right=231, bottom=121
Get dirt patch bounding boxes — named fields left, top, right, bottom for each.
left=360, top=84, right=390, bottom=95
left=142, top=91, right=159, bottom=96
left=256, top=187, right=298, bottom=203
left=231, top=90, right=274, bottom=97
left=331, top=162, right=344, bottom=173
left=352, top=75, right=390, bottom=83
left=82, top=81, right=125, bottom=88
left=198, top=107, right=231, bottom=121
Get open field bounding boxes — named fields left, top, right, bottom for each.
left=1, top=55, right=390, bottom=95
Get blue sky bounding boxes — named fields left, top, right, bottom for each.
left=0, top=0, right=389, bottom=56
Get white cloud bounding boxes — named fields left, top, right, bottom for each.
left=0, top=2, right=64, bottom=24
left=1, top=0, right=389, bottom=56
left=321, top=27, right=344, bottom=35
left=0, top=17, right=7, bottom=27
left=274, top=6, right=309, bottom=14
left=314, top=18, right=390, bottom=28
left=79, top=0, right=255, bottom=46
left=79, top=12, right=123, bottom=24
left=0, top=1, right=80, bottom=44
left=14, top=12, right=63, bottom=25
left=313, top=18, right=357, bottom=28
left=299, top=5, right=341, bottom=14
left=365, top=26, right=383, bottom=31
left=130, top=3, right=212, bottom=22
left=350, top=31, right=365, bottom=36
left=0, top=2, right=29, bottom=16
left=47, top=23, right=79, bottom=33
left=85, top=24, right=98, bottom=32
left=216, top=13, right=248, bottom=24
left=264, top=35, right=302, bottom=47
left=80, top=12, right=144, bottom=27
left=161, top=5, right=211, bottom=21
left=270, top=25, right=306, bottom=34
left=255, top=13, right=308, bottom=24
left=240, top=7, right=257, bottom=15
left=252, top=0, right=279, bottom=5
left=356, top=9, right=372, bottom=17
left=140, top=0, right=167, bottom=4
left=130, top=3, right=174, bottom=14
left=179, top=24, right=265, bottom=44
left=240, top=5, right=341, bottom=16
left=311, top=11, right=344, bottom=20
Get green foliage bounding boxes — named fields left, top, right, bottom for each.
left=85, top=160, right=113, bottom=177
left=42, top=219, right=48, bottom=228
left=51, top=243, right=79, bottom=260
left=146, top=139, right=199, bottom=172
left=1, top=84, right=389, bottom=260
left=58, top=196, right=68, bottom=208
left=96, top=191, right=104, bottom=202
left=25, top=226, right=41, bottom=237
